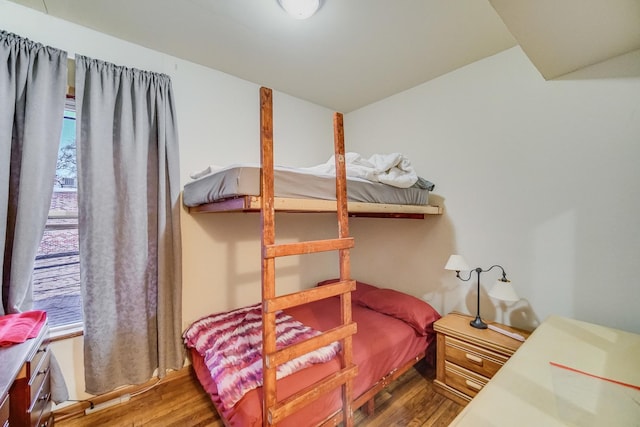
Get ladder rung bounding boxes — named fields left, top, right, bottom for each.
left=264, top=237, right=354, bottom=259
left=268, top=365, right=358, bottom=425
left=266, top=323, right=357, bottom=368
left=264, top=280, right=355, bottom=313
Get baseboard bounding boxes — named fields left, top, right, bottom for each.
left=53, top=367, right=192, bottom=423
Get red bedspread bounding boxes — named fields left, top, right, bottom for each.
left=190, top=297, right=435, bottom=426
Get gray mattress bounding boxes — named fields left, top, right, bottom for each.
left=183, top=164, right=430, bottom=207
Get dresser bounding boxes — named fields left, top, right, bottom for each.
left=0, top=322, right=53, bottom=427
left=433, top=312, right=529, bottom=405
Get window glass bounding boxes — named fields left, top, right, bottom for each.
left=33, top=105, right=82, bottom=331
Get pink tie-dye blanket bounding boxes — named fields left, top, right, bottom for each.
left=183, top=303, right=340, bottom=410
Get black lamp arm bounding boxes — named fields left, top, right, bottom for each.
left=455, top=264, right=508, bottom=281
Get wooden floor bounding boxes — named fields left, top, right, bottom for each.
left=56, top=359, right=463, bottom=427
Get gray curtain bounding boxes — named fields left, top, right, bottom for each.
left=75, top=55, right=183, bottom=394
left=0, top=30, right=67, bottom=315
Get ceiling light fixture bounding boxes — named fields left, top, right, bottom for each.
left=277, top=0, right=321, bottom=20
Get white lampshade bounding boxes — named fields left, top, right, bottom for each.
left=444, top=254, right=470, bottom=272
left=489, top=279, right=519, bottom=302
left=278, top=0, right=321, bottom=19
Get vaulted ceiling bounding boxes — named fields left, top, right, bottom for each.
left=9, top=0, right=640, bottom=112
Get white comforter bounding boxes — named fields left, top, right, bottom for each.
left=189, top=152, right=422, bottom=189
left=302, top=152, right=418, bottom=188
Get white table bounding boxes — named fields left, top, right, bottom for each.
left=450, top=315, right=640, bottom=426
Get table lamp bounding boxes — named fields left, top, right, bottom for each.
left=445, top=254, right=518, bottom=329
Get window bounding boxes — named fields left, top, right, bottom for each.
left=33, top=101, right=82, bottom=332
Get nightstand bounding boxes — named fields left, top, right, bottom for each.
left=433, top=312, right=530, bottom=406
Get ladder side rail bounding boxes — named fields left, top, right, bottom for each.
left=333, top=112, right=355, bottom=426
left=260, top=87, right=278, bottom=427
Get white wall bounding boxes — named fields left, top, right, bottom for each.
left=345, top=46, right=640, bottom=334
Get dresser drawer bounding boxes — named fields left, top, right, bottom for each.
left=444, top=361, right=488, bottom=398
left=29, top=372, right=52, bottom=427
left=29, top=370, right=51, bottom=427
left=28, top=349, right=51, bottom=408
left=27, top=328, right=50, bottom=382
left=0, top=393, right=9, bottom=427
left=444, top=335, right=508, bottom=378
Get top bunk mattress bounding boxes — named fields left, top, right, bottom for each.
left=183, top=164, right=431, bottom=208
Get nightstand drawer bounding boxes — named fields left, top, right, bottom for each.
left=444, top=335, right=508, bottom=378
left=444, top=361, right=488, bottom=398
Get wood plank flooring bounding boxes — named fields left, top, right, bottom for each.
left=55, top=359, right=462, bottom=426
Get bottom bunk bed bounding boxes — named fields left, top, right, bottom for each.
left=184, top=280, right=441, bottom=426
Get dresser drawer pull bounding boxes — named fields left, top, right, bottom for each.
left=465, top=353, right=483, bottom=365
left=38, top=392, right=51, bottom=402
left=465, top=380, right=483, bottom=391
left=38, top=366, right=50, bottom=377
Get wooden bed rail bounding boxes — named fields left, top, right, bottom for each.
left=188, top=196, right=443, bottom=217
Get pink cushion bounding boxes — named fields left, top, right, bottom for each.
left=356, top=288, right=441, bottom=336
left=316, top=278, right=379, bottom=304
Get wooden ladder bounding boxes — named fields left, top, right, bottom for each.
left=259, top=87, right=358, bottom=426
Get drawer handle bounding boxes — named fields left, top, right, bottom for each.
left=38, top=392, right=51, bottom=402
left=465, top=380, right=483, bottom=391
left=38, top=366, right=50, bottom=377
left=465, top=353, right=483, bottom=365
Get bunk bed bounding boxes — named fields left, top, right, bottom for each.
left=183, top=163, right=442, bottom=219
left=183, top=110, right=442, bottom=219
left=183, top=87, right=443, bottom=426
left=184, top=281, right=441, bottom=427
left=183, top=165, right=442, bottom=217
